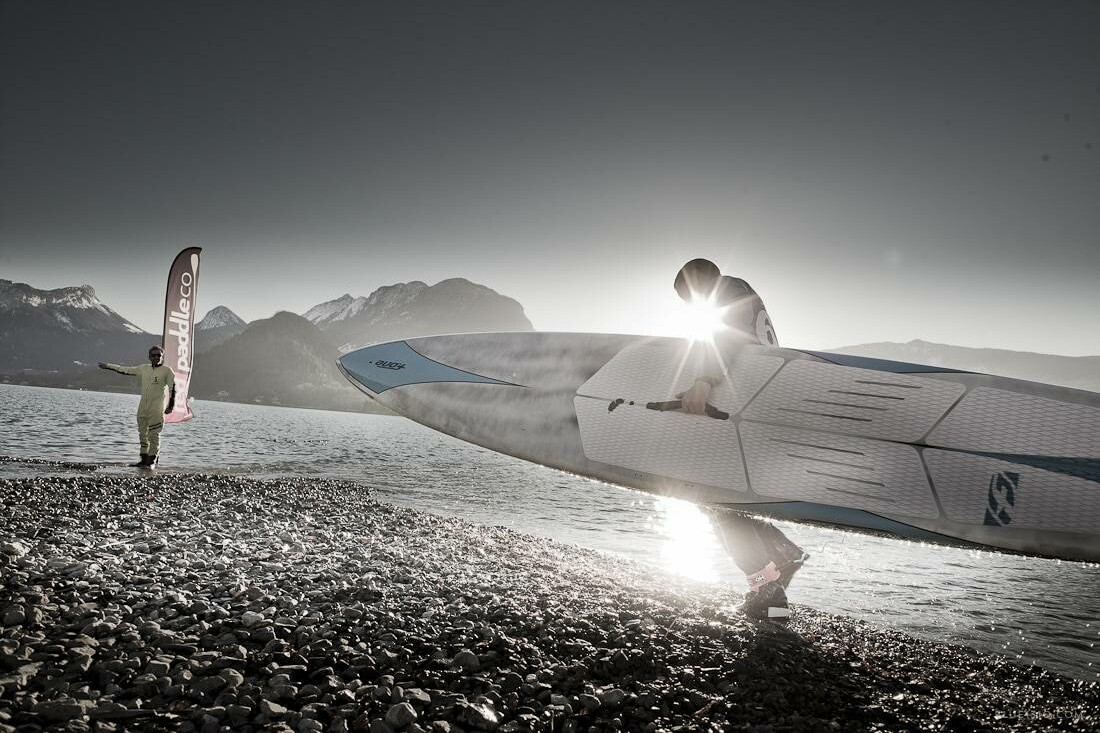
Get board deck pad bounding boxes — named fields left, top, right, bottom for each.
left=574, top=395, right=750, bottom=493
left=927, top=387, right=1100, bottom=455
left=338, top=332, right=1100, bottom=561
left=740, top=360, right=965, bottom=443
left=739, top=422, right=937, bottom=518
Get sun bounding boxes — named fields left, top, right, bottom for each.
left=675, top=295, right=729, bottom=341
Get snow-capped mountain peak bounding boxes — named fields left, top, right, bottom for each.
left=299, top=279, right=531, bottom=349
left=198, top=305, right=246, bottom=330
left=302, top=282, right=433, bottom=327
left=303, top=294, right=365, bottom=325
left=303, top=294, right=349, bottom=324
left=0, top=279, right=145, bottom=333
left=2, top=281, right=93, bottom=310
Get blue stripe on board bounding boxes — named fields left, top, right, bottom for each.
left=800, top=351, right=971, bottom=374
left=731, top=501, right=964, bottom=544
left=966, top=451, right=1100, bottom=484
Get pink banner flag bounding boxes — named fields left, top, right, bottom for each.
left=162, top=247, right=201, bottom=423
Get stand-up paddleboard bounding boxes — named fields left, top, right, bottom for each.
left=337, top=333, right=1100, bottom=562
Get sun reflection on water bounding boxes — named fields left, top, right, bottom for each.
left=650, top=496, right=723, bottom=582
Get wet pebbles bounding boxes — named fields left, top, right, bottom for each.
left=1, top=471, right=1097, bottom=732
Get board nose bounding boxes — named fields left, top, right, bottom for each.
left=337, top=340, right=515, bottom=395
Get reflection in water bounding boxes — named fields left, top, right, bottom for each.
left=651, top=496, right=722, bottom=583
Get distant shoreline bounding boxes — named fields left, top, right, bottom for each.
left=0, top=381, right=392, bottom=415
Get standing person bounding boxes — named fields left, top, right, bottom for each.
left=99, top=345, right=176, bottom=468
left=674, top=258, right=809, bottom=622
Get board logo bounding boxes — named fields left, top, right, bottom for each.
left=373, top=360, right=406, bottom=371
left=983, top=471, right=1019, bottom=527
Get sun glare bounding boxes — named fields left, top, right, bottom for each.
left=652, top=496, right=722, bottom=582
left=675, top=297, right=728, bottom=341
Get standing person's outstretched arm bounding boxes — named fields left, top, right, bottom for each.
left=98, top=363, right=140, bottom=375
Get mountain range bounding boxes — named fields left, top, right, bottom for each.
left=0, top=279, right=148, bottom=372
left=0, top=277, right=534, bottom=411
left=303, top=278, right=531, bottom=350
left=2, top=276, right=1097, bottom=410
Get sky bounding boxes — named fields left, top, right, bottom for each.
left=1, top=1, right=1098, bottom=355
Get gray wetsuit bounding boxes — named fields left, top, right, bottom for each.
left=104, top=363, right=175, bottom=457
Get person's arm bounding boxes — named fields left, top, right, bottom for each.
left=681, top=376, right=719, bottom=414
left=680, top=339, right=725, bottom=414
left=98, top=363, right=140, bottom=375
left=165, top=376, right=177, bottom=414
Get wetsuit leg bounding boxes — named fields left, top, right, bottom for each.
left=146, top=419, right=163, bottom=458
left=711, top=510, right=804, bottom=577
left=137, top=415, right=150, bottom=455
left=753, top=522, right=805, bottom=566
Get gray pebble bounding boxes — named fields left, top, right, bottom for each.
left=0, top=470, right=1095, bottom=733
left=261, top=699, right=288, bottom=717
left=384, top=702, right=417, bottom=730
left=452, top=650, right=480, bottom=672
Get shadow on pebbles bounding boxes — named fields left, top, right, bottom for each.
left=0, top=471, right=1097, bottom=733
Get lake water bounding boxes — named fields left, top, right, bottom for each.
left=1, top=383, right=1097, bottom=680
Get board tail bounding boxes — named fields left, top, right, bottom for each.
left=162, top=247, right=201, bottom=424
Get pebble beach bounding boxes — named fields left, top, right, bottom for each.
left=1, top=467, right=1097, bottom=733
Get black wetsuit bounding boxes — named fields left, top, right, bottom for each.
left=698, top=277, right=805, bottom=583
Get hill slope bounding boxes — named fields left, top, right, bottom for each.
left=190, top=311, right=379, bottom=411
left=831, top=339, right=1100, bottom=393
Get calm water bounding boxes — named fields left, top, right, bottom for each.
left=1, top=384, right=1097, bottom=680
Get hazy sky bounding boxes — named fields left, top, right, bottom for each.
left=2, top=1, right=1098, bottom=354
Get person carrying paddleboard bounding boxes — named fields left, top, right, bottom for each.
left=99, top=345, right=176, bottom=468
left=675, top=258, right=809, bottom=622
